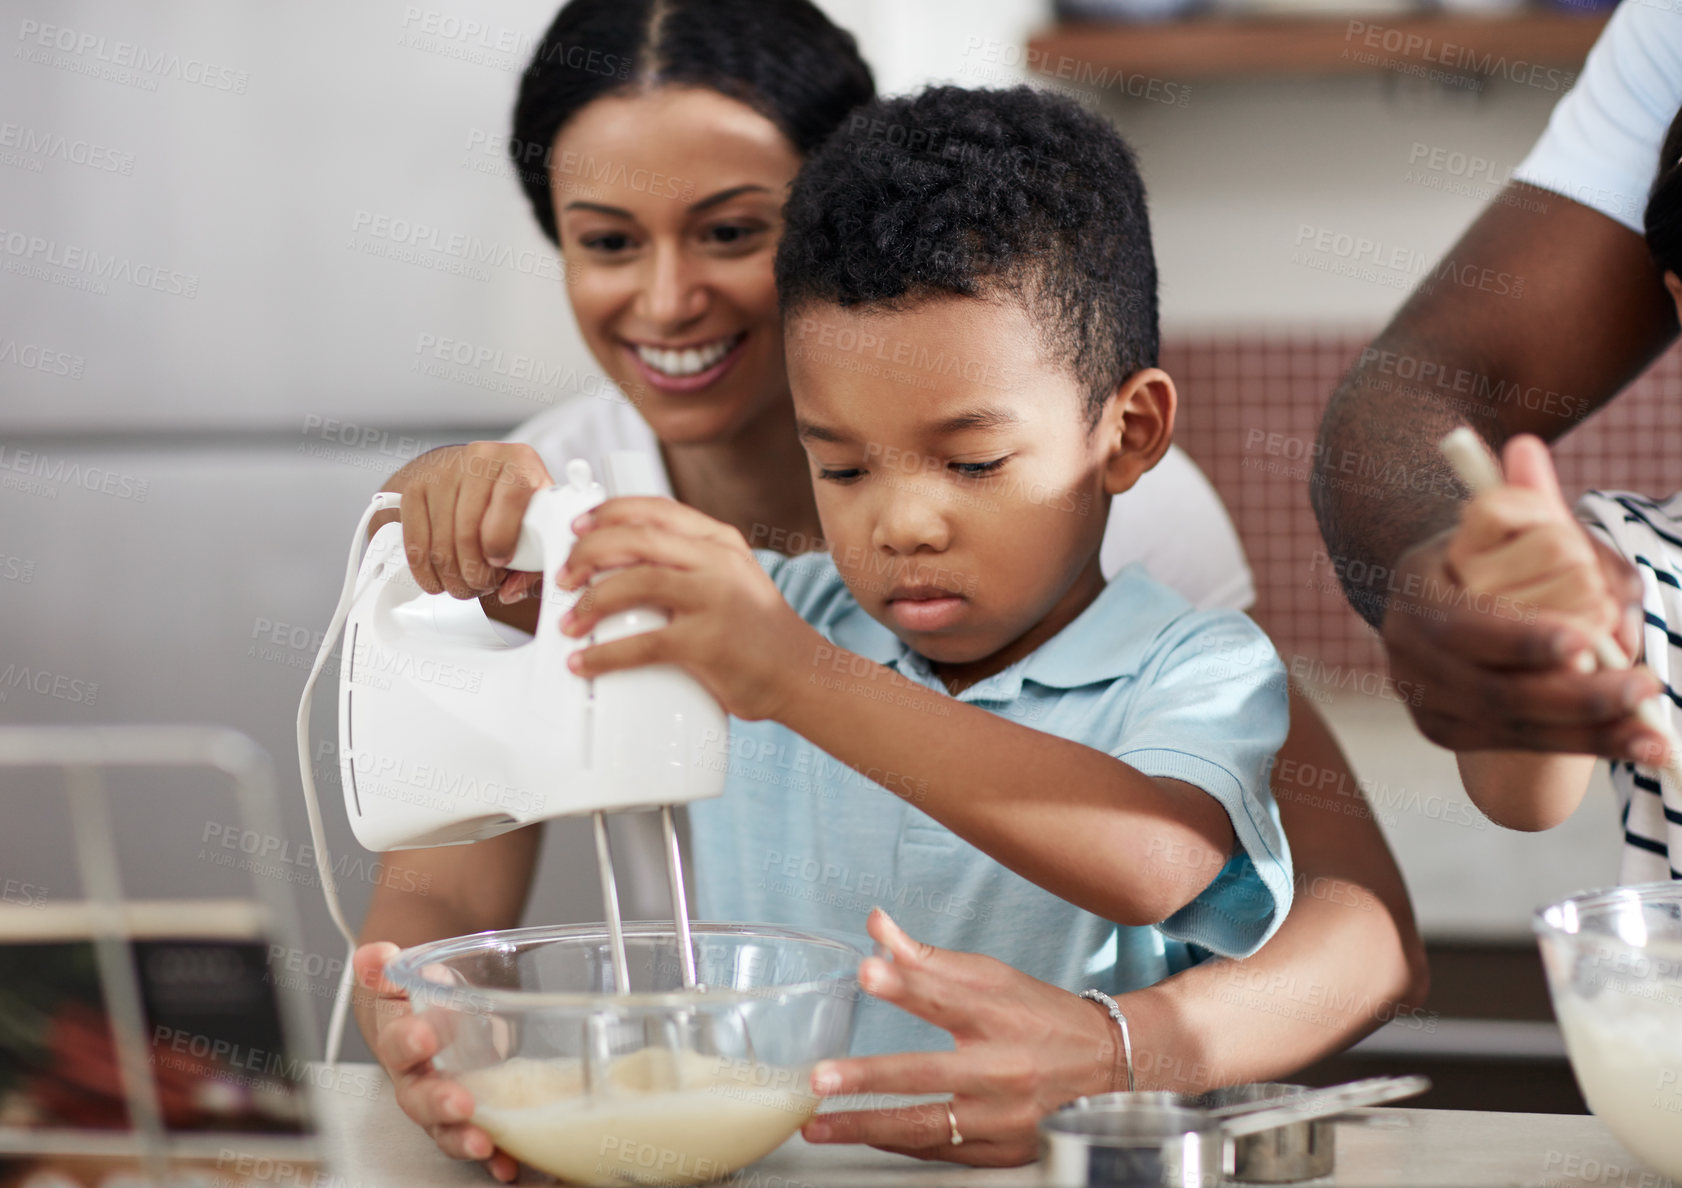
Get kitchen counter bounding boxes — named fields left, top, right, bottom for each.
left=311, top=1064, right=1662, bottom=1187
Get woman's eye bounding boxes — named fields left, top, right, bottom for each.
left=951, top=457, right=1008, bottom=477
left=704, top=222, right=764, bottom=247
left=817, top=466, right=864, bottom=483
left=579, top=232, right=634, bottom=253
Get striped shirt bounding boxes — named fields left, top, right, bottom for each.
left=1577, top=490, right=1682, bottom=881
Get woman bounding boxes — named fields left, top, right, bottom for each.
left=354, top=0, right=1428, bottom=1177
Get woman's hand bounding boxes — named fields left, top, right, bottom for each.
left=799, top=909, right=1123, bottom=1167
left=352, top=943, right=519, bottom=1183
left=380, top=442, right=553, bottom=606
left=557, top=496, right=822, bottom=720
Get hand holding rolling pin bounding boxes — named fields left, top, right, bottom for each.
left=1437, top=429, right=1680, bottom=774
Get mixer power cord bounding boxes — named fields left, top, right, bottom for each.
left=295, top=490, right=403, bottom=1062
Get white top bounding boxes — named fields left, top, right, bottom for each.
left=1579, top=490, right=1682, bottom=883
left=1511, top=0, right=1682, bottom=233
left=505, top=392, right=1257, bottom=610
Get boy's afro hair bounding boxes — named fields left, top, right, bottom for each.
left=775, top=84, right=1158, bottom=422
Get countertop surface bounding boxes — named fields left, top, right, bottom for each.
left=310, top=1064, right=1663, bottom=1187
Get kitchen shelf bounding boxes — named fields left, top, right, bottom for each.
left=1026, top=9, right=1609, bottom=81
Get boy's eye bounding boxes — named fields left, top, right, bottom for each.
left=816, top=466, right=864, bottom=483
left=950, top=457, right=1008, bottom=477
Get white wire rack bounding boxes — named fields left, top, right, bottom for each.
left=0, top=725, right=325, bottom=1184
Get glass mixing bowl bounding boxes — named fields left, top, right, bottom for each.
left=385, top=921, right=866, bottom=1187
left=1536, top=883, right=1682, bottom=1179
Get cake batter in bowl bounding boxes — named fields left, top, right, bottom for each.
left=385, top=922, right=866, bottom=1187
left=1537, top=883, right=1682, bottom=1180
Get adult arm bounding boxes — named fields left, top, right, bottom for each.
left=348, top=829, right=541, bottom=1183
left=1312, top=189, right=1675, bottom=754
left=351, top=828, right=542, bottom=1045
left=1108, top=685, right=1428, bottom=1089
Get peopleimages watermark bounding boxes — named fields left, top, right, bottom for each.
left=0, top=443, right=149, bottom=501
left=1355, top=346, right=1591, bottom=423
left=0, top=121, right=135, bottom=176
left=959, top=35, right=1191, bottom=108
left=1401, top=142, right=1548, bottom=214
left=1267, top=755, right=1491, bottom=833
left=696, top=718, right=997, bottom=799
left=1292, top=223, right=1523, bottom=299
left=1539, top=1149, right=1676, bottom=1188
left=788, top=314, right=1018, bottom=393
left=15, top=19, right=250, bottom=95
left=0, top=661, right=98, bottom=707
left=1307, top=548, right=1539, bottom=625
left=462, top=128, right=695, bottom=201
left=151, top=1025, right=379, bottom=1102
left=348, top=209, right=564, bottom=284
left=397, top=6, right=631, bottom=78
left=1288, top=654, right=1423, bottom=708
left=838, top=112, right=1074, bottom=185
left=0, top=554, right=35, bottom=584
left=412, top=331, right=633, bottom=408
left=262, top=943, right=382, bottom=1006
left=199, top=821, right=432, bottom=896
left=1244, top=427, right=1463, bottom=501
left=755, top=850, right=991, bottom=923
left=1341, top=18, right=1576, bottom=93
left=1, top=878, right=47, bottom=908
left=1217, top=965, right=1438, bottom=1033
left=0, top=226, right=199, bottom=298
left=249, top=615, right=486, bottom=694
left=313, top=740, right=544, bottom=819
left=699, top=726, right=935, bottom=804
left=295, top=414, right=438, bottom=474
left=0, top=339, right=84, bottom=379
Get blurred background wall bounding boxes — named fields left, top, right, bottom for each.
left=0, top=0, right=1627, bottom=1065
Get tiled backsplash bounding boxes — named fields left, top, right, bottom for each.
left=1163, top=333, right=1682, bottom=674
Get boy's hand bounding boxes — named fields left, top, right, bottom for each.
left=1443, top=436, right=1627, bottom=658
left=556, top=497, right=821, bottom=721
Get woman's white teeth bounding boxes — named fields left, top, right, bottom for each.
left=635, top=335, right=738, bottom=377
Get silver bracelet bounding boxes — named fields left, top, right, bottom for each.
left=1079, top=989, right=1135, bottom=1092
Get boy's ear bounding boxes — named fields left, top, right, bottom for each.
left=1095, top=368, right=1177, bottom=496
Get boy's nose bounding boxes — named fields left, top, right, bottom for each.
left=871, top=487, right=951, bottom=556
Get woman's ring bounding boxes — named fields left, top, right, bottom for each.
left=946, top=1102, right=963, bottom=1147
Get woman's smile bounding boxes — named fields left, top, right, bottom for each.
left=623, top=330, right=748, bottom=391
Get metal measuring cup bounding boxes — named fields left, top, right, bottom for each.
left=1040, top=1074, right=1429, bottom=1186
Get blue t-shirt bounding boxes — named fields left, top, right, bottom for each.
left=689, top=550, right=1293, bottom=1056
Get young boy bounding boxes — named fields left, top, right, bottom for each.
left=558, top=85, right=1294, bottom=1059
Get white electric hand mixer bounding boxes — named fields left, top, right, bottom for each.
left=295, top=451, right=729, bottom=1058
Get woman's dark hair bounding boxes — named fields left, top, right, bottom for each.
left=1645, top=103, right=1682, bottom=277
left=510, top=0, right=874, bottom=244
left=776, top=85, right=1158, bottom=428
